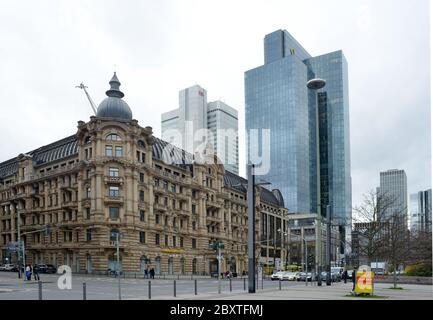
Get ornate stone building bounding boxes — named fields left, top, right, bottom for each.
left=0, top=73, right=288, bottom=275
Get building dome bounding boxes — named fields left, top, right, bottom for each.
left=96, top=72, right=133, bottom=120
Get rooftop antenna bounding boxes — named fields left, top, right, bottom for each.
left=76, top=82, right=97, bottom=115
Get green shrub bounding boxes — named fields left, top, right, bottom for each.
left=405, top=263, right=432, bottom=277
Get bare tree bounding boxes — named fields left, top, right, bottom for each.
left=408, top=228, right=432, bottom=268
left=352, top=189, right=397, bottom=265
left=381, top=211, right=410, bottom=288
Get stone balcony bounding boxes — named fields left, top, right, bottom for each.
left=104, top=196, right=124, bottom=204
left=104, top=176, right=124, bottom=185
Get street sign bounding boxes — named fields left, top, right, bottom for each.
left=7, top=241, right=20, bottom=252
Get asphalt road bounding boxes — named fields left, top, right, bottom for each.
left=0, top=271, right=309, bottom=300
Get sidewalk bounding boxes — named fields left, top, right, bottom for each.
left=154, top=282, right=433, bottom=300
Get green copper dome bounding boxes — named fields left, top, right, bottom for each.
left=96, top=73, right=133, bottom=120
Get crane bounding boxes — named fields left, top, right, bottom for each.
left=76, top=83, right=97, bottom=115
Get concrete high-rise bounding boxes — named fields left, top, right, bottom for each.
left=207, top=101, right=239, bottom=175
left=161, top=85, right=239, bottom=175
left=379, top=169, right=408, bottom=224
left=245, top=30, right=352, bottom=245
left=410, top=189, right=432, bottom=233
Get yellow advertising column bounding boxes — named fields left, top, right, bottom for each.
left=355, top=270, right=375, bottom=295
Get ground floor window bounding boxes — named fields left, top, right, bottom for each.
left=86, top=255, right=92, bottom=273
left=140, top=255, right=150, bottom=273
left=192, top=258, right=197, bottom=274
left=155, top=257, right=161, bottom=275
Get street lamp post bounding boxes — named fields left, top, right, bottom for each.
left=15, top=206, right=22, bottom=279
left=326, top=205, right=332, bottom=286
left=307, top=78, right=331, bottom=286
left=235, top=164, right=271, bottom=294
left=116, top=232, right=121, bottom=300
left=247, top=163, right=256, bottom=293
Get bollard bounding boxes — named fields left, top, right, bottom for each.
left=194, top=279, right=198, bottom=295
left=38, top=281, right=42, bottom=300
left=83, top=282, right=87, bottom=300
left=174, top=280, right=177, bottom=297
left=229, top=278, right=232, bottom=292
left=261, top=277, right=264, bottom=290
left=148, top=281, right=152, bottom=299
left=279, top=279, right=281, bottom=291
left=243, top=277, right=246, bottom=291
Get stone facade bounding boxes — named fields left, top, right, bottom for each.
left=0, top=75, right=288, bottom=275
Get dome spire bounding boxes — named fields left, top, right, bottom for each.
left=96, top=72, right=133, bottom=120
left=105, top=72, right=124, bottom=98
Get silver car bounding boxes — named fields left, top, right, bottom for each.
left=271, top=271, right=285, bottom=281
left=282, top=272, right=299, bottom=281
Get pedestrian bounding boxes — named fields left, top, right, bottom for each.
left=144, top=267, right=149, bottom=279
left=25, top=265, right=32, bottom=281
left=33, top=265, right=40, bottom=281
left=352, top=267, right=357, bottom=291
left=342, top=269, right=348, bottom=284
left=150, top=268, right=155, bottom=279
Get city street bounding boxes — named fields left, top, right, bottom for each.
left=0, top=272, right=431, bottom=300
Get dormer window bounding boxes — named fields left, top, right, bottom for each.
left=84, top=136, right=91, bottom=144
left=106, top=134, right=121, bottom=141
left=137, top=140, right=145, bottom=149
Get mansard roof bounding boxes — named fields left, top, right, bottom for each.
left=0, top=133, right=285, bottom=208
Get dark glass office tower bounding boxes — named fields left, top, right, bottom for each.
left=245, top=30, right=352, bottom=242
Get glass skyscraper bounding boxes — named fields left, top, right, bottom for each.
left=245, top=30, right=352, bottom=235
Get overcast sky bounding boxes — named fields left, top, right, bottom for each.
left=0, top=0, right=430, bottom=208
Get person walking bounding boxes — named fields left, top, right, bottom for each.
left=342, top=269, right=348, bottom=284
left=33, top=265, right=40, bottom=281
left=150, top=268, right=155, bottom=279
left=352, top=268, right=357, bottom=291
left=25, top=265, right=32, bottom=281
left=144, top=267, right=149, bottom=279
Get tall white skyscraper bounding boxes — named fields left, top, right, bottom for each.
left=161, top=85, right=239, bottom=175
left=207, top=101, right=239, bottom=175
left=379, top=169, right=408, bottom=224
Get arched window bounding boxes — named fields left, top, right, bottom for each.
left=168, top=257, right=174, bottom=275
left=137, top=140, right=146, bottom=149
left=140, top=255, right=150, bottom=273
left=155, top=256, right=161, bottom=275
left=86, top=255, right=92, bottom=273
left=180, top=257, right=185, bottom=275
left=108, top=253, right=122, bottom=272
left=106, top=133, right=121, bottom=141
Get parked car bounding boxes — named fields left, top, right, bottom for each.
left=282, top=272, right=299, bottom=281
left=321, top=271, right=340, bottom=282
left=0, top=264, right=5, bottom=271
left=271, top=271, right=285, bottom=281
left=331, top=272, right=342, bottom=282
left=297, top=272, right=313, bottom=281
left=33, top=264, right=52, bottom=273
left=2, top=264, right=17, bottom=272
